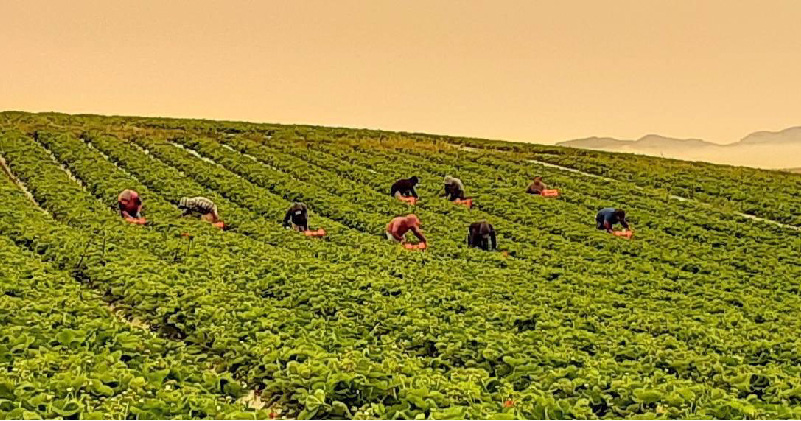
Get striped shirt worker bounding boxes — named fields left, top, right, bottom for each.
left=178, top=197, right=218, bottom=217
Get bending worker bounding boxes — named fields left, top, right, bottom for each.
left=178, top=196, right=221, bottom=223
left=526, top=176, right=547, bottom=195
left=390, top=176, right=420, bottom=200
left=117, top=189, right=143, bottom=219
left=442, top=176, right=466, bottom=201
left=596, top=208, right=631, bottom=233
left=386, top=214, right=427, bottom=244
left=283, top=202, right=309, bottom=232
left=468, top=220, right=497, bottom=251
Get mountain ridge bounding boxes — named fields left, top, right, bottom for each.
left=557, top=126, right=801, bottom=169
left=559, top=126, right=801, bottom=149
left=736, top=126, right=801, bottom=145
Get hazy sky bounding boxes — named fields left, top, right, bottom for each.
left=2, top=0, right=800, bottom=144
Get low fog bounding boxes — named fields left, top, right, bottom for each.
left=609, top=144, right=801, bottom=171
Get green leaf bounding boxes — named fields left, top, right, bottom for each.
left=90, top=380, right=115, bottom=397
left=22, top=410, right=42, bottom=420
left=634, top=389, right=662, bottom=404
left=55, top=329, right=83, bottom=346
left=128, top=376, right=147, bottom=390
left=0, top=382, right=14, bottom=400
left=51, top=399, right=82, bottom=417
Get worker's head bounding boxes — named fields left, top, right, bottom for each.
left=478, top=220, right=492, bottom=236
left=444, top=175, right=454, bottom=184
left=128, top=191, right=142, bottom=206
left=534, top=176, right=543, bottom=182
left=406, top=214, right=420, bottom=226
left=177, top=197, right=188, bottom=210
left=615, top=209, right=626, bottom=219
left=409, top=176, right=419, bottom=185
left=203, top=212, right=221, bottom=224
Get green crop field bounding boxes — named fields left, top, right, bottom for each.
left=0, top=111, right=800, bottom=419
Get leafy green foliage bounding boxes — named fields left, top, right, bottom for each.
left=0, top=111, right=800, bottom=419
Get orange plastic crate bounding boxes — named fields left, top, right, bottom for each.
left=304, top=228, right=326, bottom=237
left=541, top=189, right=560, bottom=198
left=613, top=230, right=633, bottom=239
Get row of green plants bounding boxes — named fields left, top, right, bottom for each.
left=36, top=124, right=736, bottom=416
left=296, top=133, right=800, bottom=276
left=230, top=131, right=799, bottom=293
left=0, top=179, right=268, bottom=419
left=3, top=130, right=571, bottom=418
left=2, top=131, right=445, bottom=418
left=1, top=113, right=800, bottom=418
left=169, top=132, right=801, bottom=416
left=441, top=133, right=801, bottom=227
left=9, top=109, right=798, bottom=227
left=225, top=131, right=801, bottom=344
left=74, top=133, right=695, bottom=419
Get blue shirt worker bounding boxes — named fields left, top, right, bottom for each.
left=596, top=208, right=630, bottom=233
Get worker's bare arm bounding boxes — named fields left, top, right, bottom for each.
left=411, top=227, right=426, bottom=243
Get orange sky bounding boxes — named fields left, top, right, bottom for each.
left=1, top=0, right=800, bottom=145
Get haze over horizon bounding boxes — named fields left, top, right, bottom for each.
left=2, top=1, right=800, bottom=158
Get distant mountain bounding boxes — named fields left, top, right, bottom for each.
left=734, top=126, right=801, bottom=146
left=557, top=137, right=631, bottom=149
left=628, top=134, right=714, bottom=150
left=559, top=134, right=717, bottom=151
left=557, top=127, right=801, bottom=169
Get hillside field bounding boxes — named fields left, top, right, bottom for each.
left=1, top=112, right=800, bottom=419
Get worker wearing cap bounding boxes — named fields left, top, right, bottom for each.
left=442, top=176, right=466, bottom=201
